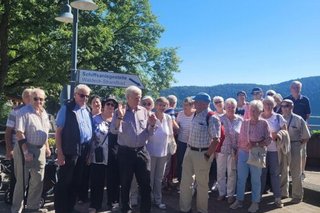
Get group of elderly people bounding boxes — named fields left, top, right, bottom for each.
left=5, top=80, right=311, bottom=213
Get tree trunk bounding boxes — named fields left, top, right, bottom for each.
left=0, top=0, right=10, bottom=94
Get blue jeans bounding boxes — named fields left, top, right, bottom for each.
left=261, top=151, right=281, bottom=199
left=236, top=149, right=262, bottom=202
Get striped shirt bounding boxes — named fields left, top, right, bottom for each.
left=16, top=105, right=51, bottom=146
left=188, top=109, right=220, bottom=148
left=176, top=111, right=194, bottom=143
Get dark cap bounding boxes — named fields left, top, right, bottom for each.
left=251, top=87, right=263, bottom=95
left=103, top=95, right=118, bottom=109
left=193, top=92, right=211, bottom=103
left=237, top=90, right=247, bottom=97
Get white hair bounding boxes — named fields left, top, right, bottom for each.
left=213, top=96, right=224, bottom=103
left=250, top=100, right=263, bottom=112
left=225, top=98, right=237, bottom=107
left=74, top=84, right=91, bottom=94
left=22, top=88, right=33, bottom=99
left=125, top=85, right=141, bottom=99
left=32, top=88, right=46, bottom=98
left=263, top=96, right=276, bottom=108
left=291, top=80, right=302, bottom=88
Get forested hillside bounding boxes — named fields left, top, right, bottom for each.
left=161, top=76, right=320, bottom=115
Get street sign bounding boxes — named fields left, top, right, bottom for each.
left=78, top=69, right=144, bottom=89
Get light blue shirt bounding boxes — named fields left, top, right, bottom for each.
left=56, top=104, right=93, bottom=144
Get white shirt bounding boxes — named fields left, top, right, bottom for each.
left=147, top=114, right=172, bottom=157
left=264, top=113, right=286, bottom=152
left=176, top=111, right=194, bottom=143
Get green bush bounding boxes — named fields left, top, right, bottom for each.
left=311, top=130, right=320, bottom=137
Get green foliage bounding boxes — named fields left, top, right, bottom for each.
left=311, top=130, right=320, bottom=136
left=0, top=95, right=11, bottom=127
left=0, top=0, right=180, bottom=111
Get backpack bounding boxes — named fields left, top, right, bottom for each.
left=206, top=111, right=225, bottom=152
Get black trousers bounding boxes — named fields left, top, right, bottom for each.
left=118, top=146, right=151, bottom=213
left=106, top=146, right=120, bottom=205
left=54, top=144, right=90, bottom=213
left=209, top=158, right=217, bottom=188
left=177, top=140, right=188, bottom=182
left=90, top=163, right=107, bottom=210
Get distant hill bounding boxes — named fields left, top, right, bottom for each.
left=160, top=76, right=320, bottom=116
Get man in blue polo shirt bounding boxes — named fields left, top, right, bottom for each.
left=284, top=80, right=311, bottom=179
left=54, top=84, right=93, bottom=213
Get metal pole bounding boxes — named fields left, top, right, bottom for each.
left=70, top=8, right=78, bottom=98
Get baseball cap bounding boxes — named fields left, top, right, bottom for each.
left=193, top=92, right=211, bottom=103
left=237, top=90, right=247, bottom=97
left=251, top=87, right=263, bottom=95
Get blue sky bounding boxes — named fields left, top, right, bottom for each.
left=150, top=0, right=320, bottom=86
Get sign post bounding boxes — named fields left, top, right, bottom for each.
left=78, top=69, right=144, bottom=89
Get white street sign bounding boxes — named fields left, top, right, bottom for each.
left=78, top=69, right=144, bottom=89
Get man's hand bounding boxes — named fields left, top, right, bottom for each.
left=45, top=147, right=51, bottom=157
left=24, top=152, right=33, bottom=162
left=57, top=152, right=65, bottom=166
left=6, top=150, right=13, bottom=160
left=117, top=103, right=126, bottom=118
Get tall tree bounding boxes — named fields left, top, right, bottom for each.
left=0, top=0, right=180, bottom=105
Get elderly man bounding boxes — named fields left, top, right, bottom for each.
left=281, top=99, right=311, bottom=203
left=12, top=88, right=51, bottom=213
left=179, top=92, right=221, bottom=213
left=111, top=85, right=156, bottom=213
left=54, top=84, right=93, bottom=213
left=284, top=80, right=311, bottom=179
left=5, top=88, right=32, bottom=204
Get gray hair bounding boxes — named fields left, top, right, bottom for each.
left=22, top=88, right=33, bottom=99
left=263, top=96, right=276, bottom=108
left=74, top=84, right=91, bottom=94
left=213, top=96, right=224, bottom=103
left=141, top=95, right=154, bottom=106
left=273, top=93, right=283, bottom=102
left=291, top=80, right=302, bottom=89
left=183, top=96, right=194, bottom=105
left=32, top=88, right=46, bottom=99
left=125, top=85, right=141, bottom=99
left=155, top=96, right=169, bottom=105
left=167, top=95, right=177, bottom=107
left=225, top=98, right=237, bottom=107
left=250, top=100, right=263, bottom=112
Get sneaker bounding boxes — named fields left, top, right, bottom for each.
left=230, top=200, right=243, bottom=209
left=157, top=203, right=167, bottom=210
left=211, top=181, right=218, bottom=191
left=88, top=208, right=96, bottom=213
left=291, top=198, right=302, bottom=204
left=112, top=202, right=120, bottom=211
left=227, top=196, right=235, bottom=204
left=248, top=202, right=259, bottom=213
left=217, top=195, right=225, bottom=201
left=275, top=200, right=284, bottom=208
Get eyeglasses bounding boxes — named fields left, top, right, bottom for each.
left=214, top=101, right=222, bottom=104
left=253, top=92, right=261, bottom=95
left=143, top=102, right=152, bottom=107
left=105, top=102, right=115, bottom=107
left=78, top=93, right=89, bottom=99
left=281, top=104, right=291, bottom=108
left=267, top=93, right=274, bottom=96
left=34, top=97, right=44, bottom=102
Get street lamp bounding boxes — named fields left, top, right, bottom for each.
left=55, top=0, right=98, bottom=101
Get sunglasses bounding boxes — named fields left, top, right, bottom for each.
left=78, top=93, right=89, bottom=99
left=105, top=102, right=115, bottom=107
left=34, top=97, right=44, bottom=102
left=143, top=102, right=152, bottom=107
left=214, top=101, right=222, bottom=104
left=267, top=93, right=274, bottom=96
left=281, top=104, right=291, bottom=108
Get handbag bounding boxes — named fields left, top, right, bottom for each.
left=245, top=121, right=267, bottom=168
left=166, top=115, right=177, bottom=155
left=95, top=133, right=108, bottom=163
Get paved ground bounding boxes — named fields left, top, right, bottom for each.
left=0, top=169, right=319, bottom=213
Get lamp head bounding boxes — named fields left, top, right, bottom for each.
left=70, top=0, right=98, bottom=11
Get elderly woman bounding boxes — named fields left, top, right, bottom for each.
left=216, top=98, right=243, bottom=204
left=141, top=96, right=155, bottom=113
left=146, top=97, right=174, bottom=210
left=88, top=95, right=118, bottom=213
left=176, top=97, right=195, bottom=183
left=230, top=100, right=272, bottom=213
left=260, top=96, right=286, bottom=208
left=273, top=93, right=283, bottom=114
left=90, top=95, right=102, bottom=116
left=213, top=96, right=226, bottom=117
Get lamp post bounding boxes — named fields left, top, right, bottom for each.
left=55, top=0, right=98, bottom=101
